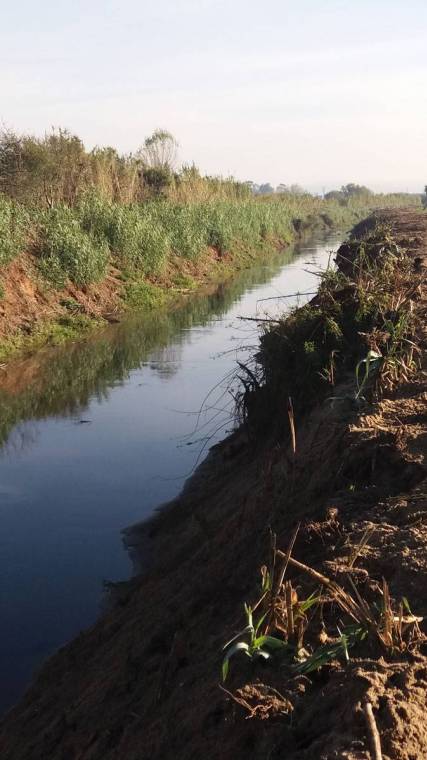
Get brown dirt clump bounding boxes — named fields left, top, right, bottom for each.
left=0, top=209, right=426, bottom=759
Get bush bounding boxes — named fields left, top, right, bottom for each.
left=203, top=202, right=235, bottom=252
left=108, top=204, right=170, bottom=274
left=76, top=190, right=115, bottom=242
left=153, top=203, right=207, bottom=259
left=38, top=206, right=109, bottom=287
left=0, top=196, right=27, bottom=266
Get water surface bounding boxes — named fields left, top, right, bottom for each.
left=0, top=232, right=342, bottom=711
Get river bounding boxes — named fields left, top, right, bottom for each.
left=0, top=231, right=342, bottom=713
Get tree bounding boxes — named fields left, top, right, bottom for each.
left=244, top=180, right=259, bottom=194
left=137, top=129, right=178, bottom=197
left=277, top=183, right=307, bottom=195
left=257, top=183, right=274, bottom=195
left=341, top=183, right=373, bottom=198
left=138, top=129, right=178, bottom=171
left=324, top=189, right=345, bottom=203
left=0, top=127, right=88, bottom=205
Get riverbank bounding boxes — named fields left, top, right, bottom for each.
left=0, top=196, right=412, bottom=361
left=1, top=209, right=426, bottom=759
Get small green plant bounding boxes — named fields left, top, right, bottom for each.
left=293, top=625, right=367, bottom=675
left=355, top=349, right=382, bottom=399
left=222, top=603, right=289, bottom=681
left=123, top=280, right=166, bottom=309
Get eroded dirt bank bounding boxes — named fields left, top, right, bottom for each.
left=0, top=209, right=426, bottom=759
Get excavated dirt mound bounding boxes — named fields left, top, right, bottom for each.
left=0, top=209, right=426, bottom=759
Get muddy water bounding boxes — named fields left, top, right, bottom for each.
left=0, top=232, right=342, bottom=712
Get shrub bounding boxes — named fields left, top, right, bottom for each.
left=124, top=280, right=166, bottom=309
left=154, top=202, right=207, bottom=259
left=203, top=201, right=236, bottom=252
left=108, top=204, right=170, bottom=274
left=142, top=166, right=173, bottom=197
left=0, top=196, right=27, bottom=266
left=76, top=190, right=114, bottom=242
left=38, top=206, right=109, bottom=287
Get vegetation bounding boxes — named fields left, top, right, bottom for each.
left=0, top=195, right=27, bottom=266
left=220, top=213, right=425, bottom=698
left=239, top=222, right=420, bottom=435
left=222, top=541, right=423, bottom=684
left=0, top=126, right=422, bottom=356
left=222, top=602, right=289, bottom=681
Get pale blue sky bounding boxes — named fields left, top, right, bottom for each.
left=1, top=0, right=426, bottom=191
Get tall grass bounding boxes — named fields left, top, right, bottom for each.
left=0, top=194, right=307, bottom=288
left=0, top=196, right=27, bottom=267
left=0, top=190, right=421, bottom=291
left=37, top=205, right=110, bottom=287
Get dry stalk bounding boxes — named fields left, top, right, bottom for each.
left=348, top=526, right=376, bottom=568
left=285, top=581, right=295, bottom=639
left=363, top=700, right=383, bottom=760
left=277, top=552, right=379, bottom=637
left=287, top=396, right=296, bottom=457
left=276, top=552, right=332, bottom=587
left=274, top=523, right=300, bottom=596
left=381, top=578, right=394, bottom=648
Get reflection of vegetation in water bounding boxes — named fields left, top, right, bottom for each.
left=0, top=245, right=297, bottom=449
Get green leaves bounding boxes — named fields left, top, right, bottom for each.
left=222, top=642, right=250, bottom=682
left=38, top=205, right=109, bottom=287
left=292, top=625, right=367, bottom=675
left=0, top=197, right=27, bottom=267
left=253, top=635, right=290, bottom=651
left=221, top=604, right=288, bottom=681
left=355, top=349, right=382, bottom=399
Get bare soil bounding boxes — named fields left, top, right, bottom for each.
left=0, top=243, right=247, bottom=347
left=0, top=209, right=426, bottom=759
left=0, top=254, right=124, bottom=339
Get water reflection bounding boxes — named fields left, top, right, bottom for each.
left=0, top=246, right=296, bottom=453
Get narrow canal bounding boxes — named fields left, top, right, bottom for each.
left=0, top=231, right=342, bottom=712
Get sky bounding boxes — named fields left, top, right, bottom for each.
left=1, top=0, right=426, bottom=192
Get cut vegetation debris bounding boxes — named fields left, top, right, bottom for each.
left=237, top=220, right=422, bottom=439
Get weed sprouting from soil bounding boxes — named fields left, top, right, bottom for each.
left=221, top=538, right=425, bottom=684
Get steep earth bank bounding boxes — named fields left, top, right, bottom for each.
left=0, top=209, right=426, bottom=760
left=0, top=197, right=382, bottom=361
left=0, top=214, right=336, bottom=360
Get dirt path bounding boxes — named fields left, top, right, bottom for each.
left=0, top=209, right=426, bottom=759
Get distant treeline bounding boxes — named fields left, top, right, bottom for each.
left=249, top=180, right=422, bottom=204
